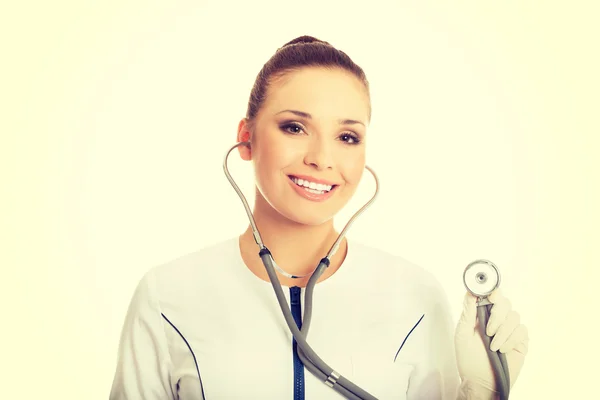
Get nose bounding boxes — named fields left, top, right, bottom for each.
left=303, top=137, right=334, bottom=170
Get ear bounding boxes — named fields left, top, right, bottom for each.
left=236, top=118, right=252, bottom=161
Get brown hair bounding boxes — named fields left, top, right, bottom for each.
left=245, top=35, right=371, bottom=129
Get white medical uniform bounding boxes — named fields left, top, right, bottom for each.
left=109, top=237, right=460, bottom=399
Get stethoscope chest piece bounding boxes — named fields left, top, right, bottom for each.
left=463, top=259, right=501, bottom=304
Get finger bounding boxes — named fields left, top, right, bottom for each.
left=498, top=324, right=529, bottom=354
left=514, top=338, right=530, bottom=355
left=457, top=292, right=478, bottom=335
left=486, top=293, right=512, bottom=337
left=490, top=310, right=520, bottom=351
left=487, top=288, right=504, bottom=304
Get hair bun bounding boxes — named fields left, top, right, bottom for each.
left=282, top=35, right=330, bottom=47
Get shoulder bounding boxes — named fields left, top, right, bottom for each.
left=150, top=238, right=236, bottom=278
left=349, top=240, right=442, bottom=286
left=136, top=237, right=239, bottom=304
left=347, top=239, right=448, bottom=303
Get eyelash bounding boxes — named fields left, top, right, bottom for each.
left=280, top=122, right=362, bottom=145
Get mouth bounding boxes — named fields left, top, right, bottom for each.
left=288, top=175, right=338, bottom=195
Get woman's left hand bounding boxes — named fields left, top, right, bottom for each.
left=454, top=290, right=529, bottom=396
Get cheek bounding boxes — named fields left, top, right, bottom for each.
left=341, top=153, right=366, bottom=185
left=252, top=135, right=297, bottom=179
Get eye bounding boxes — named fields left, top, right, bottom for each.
left=340, top=133, right=361, bottom=145
left=280, top=122, right=305, bottom=135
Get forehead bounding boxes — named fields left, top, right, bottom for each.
left=262, top=67, right=370, bottom=123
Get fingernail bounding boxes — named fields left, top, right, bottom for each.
left=490, top=339, right=498, bottom=351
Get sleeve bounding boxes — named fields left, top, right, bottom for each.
left=405, top=273, right=461, bottom=400
left=109, top=270, right=176, bottom=400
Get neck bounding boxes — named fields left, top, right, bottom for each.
left=239, top=192, right=347, bottom=286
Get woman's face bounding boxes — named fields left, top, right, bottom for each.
left=238, top=67, right=371, bottom=226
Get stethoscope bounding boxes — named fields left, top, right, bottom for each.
left=463, top=260, right=511, bottom=400
left=224, top=141, right=510, bottom=399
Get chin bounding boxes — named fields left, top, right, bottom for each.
left=257, top=184, right=349, bottom=227
left=280, top=206, right=337, bottom=227
left=295, top=215, right=333, bottom=227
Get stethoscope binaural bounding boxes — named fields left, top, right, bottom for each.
left=463, top=260, right=511, bottom=400
left=224, top=141, right=510, bottom=399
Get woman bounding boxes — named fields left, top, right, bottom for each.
left=110, top=36, right=529, bottom=399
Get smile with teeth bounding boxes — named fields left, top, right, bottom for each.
left=290, top=176, right=334, bottom=194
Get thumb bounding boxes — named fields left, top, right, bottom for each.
left=456, top=291, right=478, bottom=337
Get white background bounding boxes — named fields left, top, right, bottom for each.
left=2, top=1, right=598, bottom=398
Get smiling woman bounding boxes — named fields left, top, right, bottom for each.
left=237, top=66, right=370, bottom=236
left=109, top=35, right=529, bottom=400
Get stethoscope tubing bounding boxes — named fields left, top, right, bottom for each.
left=260, top=252, right=372, bottom=400
left=224, top=141, right=380, bottom=399
left=477, top=303, right=511, bottom=400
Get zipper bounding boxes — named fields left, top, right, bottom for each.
left=290, top=286, right=305, bottom=400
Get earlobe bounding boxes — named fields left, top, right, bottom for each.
left=238, top=143, right=252, bottom=161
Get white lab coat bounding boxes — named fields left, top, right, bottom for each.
left=110, top=237, right=460, bottom=399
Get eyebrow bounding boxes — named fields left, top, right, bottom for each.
left=275, top=109, right=365, bottom=127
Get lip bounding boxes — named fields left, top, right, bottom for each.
left=287, top=176, right=338, bottom=202
left=287, top=174, right=339, bottom=186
